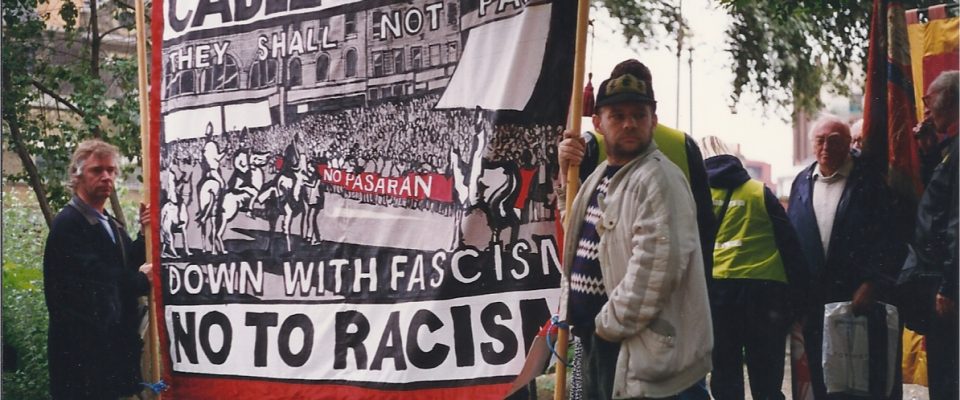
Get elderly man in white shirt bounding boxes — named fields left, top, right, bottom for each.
left=787, top=115, right=903, bottom=400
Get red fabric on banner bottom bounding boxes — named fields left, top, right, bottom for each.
left=164, top=377, right=512, bottom=400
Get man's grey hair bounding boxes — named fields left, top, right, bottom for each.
left=809, top=114, right=851, bottom=139
left=929, top=70, right=959, bottom=113
left=68, top=139, right=120, bottom=192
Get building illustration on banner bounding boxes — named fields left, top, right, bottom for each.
left=159, top=0, right=560, bottom=259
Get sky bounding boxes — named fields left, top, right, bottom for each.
left=581, top=1, right=799, bottom=182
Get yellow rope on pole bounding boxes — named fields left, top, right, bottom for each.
left=555, top=1, right=590, bottom=399
left=133, top=0, right=162, bottom=396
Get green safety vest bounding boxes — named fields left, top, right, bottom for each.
left=711, top=179, right=787, bottom=282
left=653, top=123, right=689, bottom=180
left=591, top=123, right=690, bottom=181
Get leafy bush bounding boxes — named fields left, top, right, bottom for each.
left=3, top=190, right=51, bottom=399
left=2, top=187, right=143, bottom=399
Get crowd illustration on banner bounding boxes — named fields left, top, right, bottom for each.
left=159, top=94, right=562, bottom=258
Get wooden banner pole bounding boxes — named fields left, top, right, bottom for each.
left=554, top=0, right=590, bottom=399
left=133, top=0, right=162, bottom=396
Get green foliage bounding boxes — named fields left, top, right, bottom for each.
left=2, top=191, right=51, bottom=399
left=598, top=0, right=934, bottom=114
left=2, top=0, right=148, bottom=219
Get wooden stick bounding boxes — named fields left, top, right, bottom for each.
left=554, top=1, right=590, bottom=399
left=133, top=0, right=162, bottom=396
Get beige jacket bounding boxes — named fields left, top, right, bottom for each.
left=559, top=141, right=713, bottom=399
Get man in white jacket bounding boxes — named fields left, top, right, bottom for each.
left=558, top=65, right=713, bottom=399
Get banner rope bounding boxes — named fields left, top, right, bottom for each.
left=545, top=315, right=570, bottom=367
left=141, top=380, right=169, bottom=394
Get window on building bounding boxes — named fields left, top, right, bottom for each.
left=345, top=49, right=358, bottom=77
left=380, top=87, right=391, bottom=99
left=446, top=41, right=459, bottom=63
left=429, top=44, right=441, bottom=67
left=249, top=58, right=279, bottom=89
left=199, top=54, right=240, bottom=93
left=167, top=68, right=196, bottom=97
left=316, top=54, right=330, bottom=82
left=372, top=11, right=382, bottom=38
left=372, top=51, right=384, bottom=77
left=447, top=2, right=458, bottom=26
left=288, top=58, right=302, bottom=87
left=410, top=47, right=422, bottom=70
left=383, top=50, right=394, bottom=75
left=392, top=84, right=403, bottom=97
left=393, top=49, right=404, bottom=73
left=344, top=13, right=357, bottom=36
left=368, top=88, right=379, bottom=101
left=179, top=70, right=196, bottom=95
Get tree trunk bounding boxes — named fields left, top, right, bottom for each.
left=88, top=0, right=129, bottom=228
left=3, top=125, right=55, bottom=226
left=2, top=68, right=55, bottom=226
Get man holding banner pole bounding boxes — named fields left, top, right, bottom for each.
left=43, top=139, right=154, bottom=399
left=556, top=64, right=712, bottom=399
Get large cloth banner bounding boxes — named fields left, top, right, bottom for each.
left=862, top=0, right=920, bottom=198
left=149, top=1, right=575, bottom=398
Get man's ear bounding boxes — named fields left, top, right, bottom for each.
left=592, top=113, right=602, bottom=132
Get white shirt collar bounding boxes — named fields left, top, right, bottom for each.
left=813, top=156, right=853, bottom=182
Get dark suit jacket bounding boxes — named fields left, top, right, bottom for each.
left=787, top=156, right=901, bottom=307
left=43, top=198, right=149, bottom=399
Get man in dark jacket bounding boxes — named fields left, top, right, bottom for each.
left=787, top=115, right=902, bottom=400
left=702, top=136, right=807, bottom=400
left=44, top=139, right=153, bottom=399
left=899, top=70, right=958, bottom=400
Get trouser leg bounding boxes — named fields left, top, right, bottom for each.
left=802, top=307, right=829, bottom=400
left=711, top=304, right=746, bottom=400
left=580, top=333, right=620, bottom=400
left=743, top=298, right=788, bottom=400
left=927, top=313, right=959, bottom=400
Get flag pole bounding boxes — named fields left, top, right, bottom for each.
left=134, top=0, right=162, bottom=396
left=555, top=0, right=590, bottom=399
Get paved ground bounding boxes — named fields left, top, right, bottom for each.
left=533, top=355, right=931, bottom=399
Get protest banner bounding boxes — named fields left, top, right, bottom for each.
left=150, top=1, right=576, bottom=397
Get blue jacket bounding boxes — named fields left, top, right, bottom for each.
left=787, top=155, right=901, bottom=306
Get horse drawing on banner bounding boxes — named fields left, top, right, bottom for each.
left=476, top=160, right=521, bottom=244
left=450, top=107, right=522, bottom=248
left=195, top=123, right=226, bottom=254
left=160, top=157, right=194, bottom=257
left=256, top=133, right=311, bottom=253
left=211, top=148, right=271, bottom=254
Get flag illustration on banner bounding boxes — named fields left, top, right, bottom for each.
left=906, top=3, right=960, bottom=121
left=862, top=0, right=920, bottom=199
left=150, top=1, right=576, bottom=398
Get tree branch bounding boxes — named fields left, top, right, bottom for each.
left=31, top=80, right=85, bottom=117
left=98, top=23, right=134, bottom=41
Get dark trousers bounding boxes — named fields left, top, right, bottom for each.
left=927, top=313, right=959, bottom=400
left=802, top=305, right=903, bottom=400
left=580, top=333, right=679, bottom=400
left=710, top=302, right=789, bottom=400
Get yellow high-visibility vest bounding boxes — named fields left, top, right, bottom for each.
left=711, top=179, right=787, bottom=282
left=592, top=123, right=690, bottom=180
left=653, top=123, right=689, bottom=181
